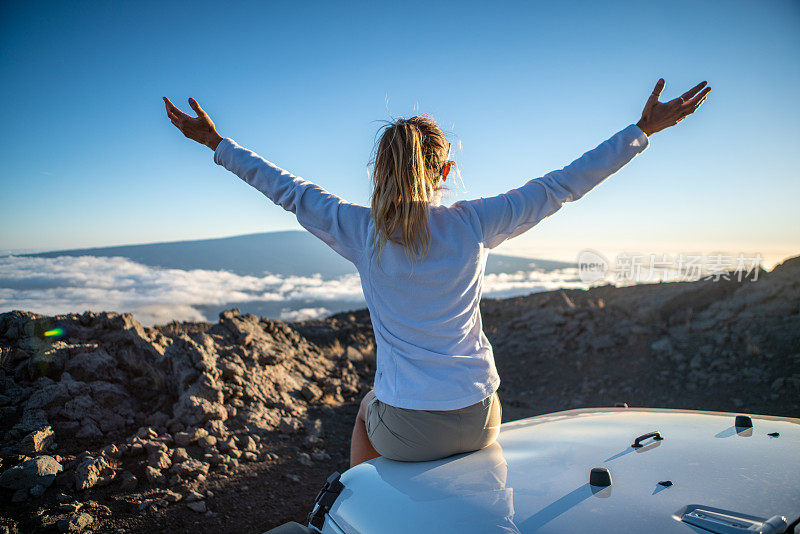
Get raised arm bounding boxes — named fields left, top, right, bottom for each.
left=458, top=125, right=648, bottom=249
left=213, top=138, right=370, bottom=264
left=163, top=96, right=370, bottom=264
left=457, top=79, right=710, bottom=250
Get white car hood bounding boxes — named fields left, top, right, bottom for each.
left=326, top=407, right=800, bottom=533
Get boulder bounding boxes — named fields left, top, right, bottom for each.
left=171, top=448, right=190, bottom=463
left=203, top=451, right=225, bottom=465
left=198, top=435, right=217, bottom=449
left=57, top=512, right=93, bottom=532
left=345, top=346, right=363, bottom=362
left=149, top=450, right=172, bottom=470
left=138, top=499, right=158, bottom=513
left=96, top=412, right=126, bottom=433
left=74, top=456, right=112, bottom=491
left=218, top=437, right=237, bottom=453
left=23, top=382, right=69, bottom=411
left=300, top=383, right=322, bottom=402
left=0, top=455, right=62, bottom=491
left=225, top=457, right=240, bottom=471
left=172, top=395, right=227, bottom=427
left=184, top=489, right=204, bottom=502
left=20, top=426, right=55, bottom=455
left=62, top=395, right=104, bottom=423
left=221, top=360, right=244, bottom=378
left=145, top=466, right=165, bottom=485
left=186, top=500, right=207, bottom=513
left=143, top=440, right=168, bottom=455
left=173, top=427, right=209, bottom=447
left=205, top=419, right=228, bottom=438
left=240, top=435, right=257, bottom=453
left=162, top=489, right=182, bottom=503
left=136, top=426, right=158, bottom=440
left=102, top=443, right=124, bottom=459
left=169, top=459, right=210, bottom=478
left=57, top=501, right=82, bottom=513
left=191, top=373, right=224, bottom=404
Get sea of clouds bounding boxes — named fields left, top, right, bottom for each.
left=0, top=254, right=587, bottom=327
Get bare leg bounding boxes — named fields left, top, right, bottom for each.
left=350, top=391, right=381, bottom=468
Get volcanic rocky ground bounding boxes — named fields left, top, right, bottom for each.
left=0, top=255, right=798, bottom=533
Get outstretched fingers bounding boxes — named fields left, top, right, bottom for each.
left=677, top=95, right=710, bottom=121
left=658, top=81, right=709, bottom=110
left=644, top=78, right=666, bottom=110
left=167, top=111, right=183, bottom=130
left=680, top=81, right=708, bottom=102
left=651, top=78, right=666, bottom=98
left=682, top=86, right=711, bottom=112
left=163, top=97, right=191, bottom=120
left=188, top=97, right=208, bottom=119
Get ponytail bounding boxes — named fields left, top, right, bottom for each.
left=369, top=116, right=451, bottom=273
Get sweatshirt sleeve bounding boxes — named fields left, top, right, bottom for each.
left=456, top=124, right=650, bottom=250
left=214, top=138, right=371, bottom=265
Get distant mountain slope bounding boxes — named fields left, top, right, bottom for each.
left=24, top=230, right=574, bottom=278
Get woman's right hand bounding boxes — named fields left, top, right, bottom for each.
left=636, top=79, right=711, bottom=136
left=164, top=96, right=223, bottom=151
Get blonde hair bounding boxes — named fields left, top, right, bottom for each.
left=369, top=115, right=455, bottom=272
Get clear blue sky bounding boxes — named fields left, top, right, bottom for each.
left=1, top=1, right=798, bottom=267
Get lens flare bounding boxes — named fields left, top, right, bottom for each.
left=43, top=327, right=64, bottom=338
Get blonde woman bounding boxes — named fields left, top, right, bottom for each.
left=164, top=78, right=710, bottom=467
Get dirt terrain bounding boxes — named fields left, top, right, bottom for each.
left=1, top=255, right=798, bottom=533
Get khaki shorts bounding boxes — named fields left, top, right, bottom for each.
left=364, top=391, right=502, bottom=462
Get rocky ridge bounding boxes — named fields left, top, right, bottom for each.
left=0, top=308, right=374, bottom=532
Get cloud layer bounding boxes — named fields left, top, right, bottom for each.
left=0, top=255, right=585, bottom=327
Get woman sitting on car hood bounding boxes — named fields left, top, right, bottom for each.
left=163, top=77, right=709, bottom=466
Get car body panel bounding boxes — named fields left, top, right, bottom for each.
left=323, top=407, right=800, bottom=533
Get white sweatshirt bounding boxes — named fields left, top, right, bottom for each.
left=214, top=123, right=649, bottom=410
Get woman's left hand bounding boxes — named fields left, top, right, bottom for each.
left=163, top=97, right=223, bottom=151
left=636, top=79, right=710, bottom=136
